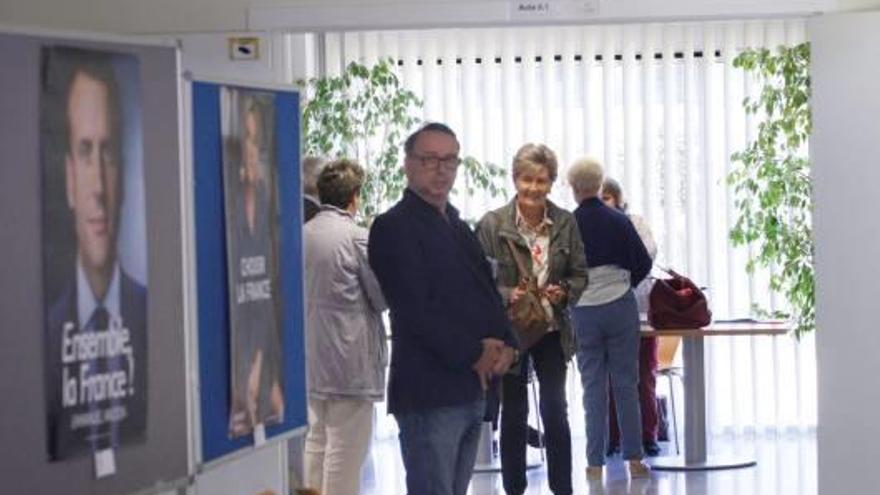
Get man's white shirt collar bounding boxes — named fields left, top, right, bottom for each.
left=76, top=260, right=121, bottom=329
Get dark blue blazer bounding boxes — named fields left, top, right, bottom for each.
left=45, top=269, right=147, bottom=460
left=368, top=190, right=516, bottom=415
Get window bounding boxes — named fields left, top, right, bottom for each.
left=323, top=19, right=815, bottom=434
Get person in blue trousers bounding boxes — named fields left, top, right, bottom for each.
left=567, top=157, right=653, bottom=481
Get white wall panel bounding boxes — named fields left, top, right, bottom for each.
left=810, top=10, right=880, bottom=495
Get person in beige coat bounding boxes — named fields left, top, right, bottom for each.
left=302, top=159, right=387, bottom=495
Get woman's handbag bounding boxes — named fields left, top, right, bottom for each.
left=505, top=238, right=552, bottom=350
left=648, top=268, right=712, bottom=329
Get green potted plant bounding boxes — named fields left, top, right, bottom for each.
left=298, top=58, right=506, bottom=224
left=728, top=42, right=813, bottom=338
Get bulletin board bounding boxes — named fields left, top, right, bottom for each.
left=192, top=80, right=307, bottom=463
left=0, top=30, right=188, bottom=494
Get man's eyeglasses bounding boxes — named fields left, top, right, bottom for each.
left=409, top=153, right=462, bottom=171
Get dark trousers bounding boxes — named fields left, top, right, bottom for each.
left=500, top=332, right=572, bottom=495
left=609, top=335, right=659, bottom=445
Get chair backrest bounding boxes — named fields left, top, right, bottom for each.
left=657, top=335, right=681, bottom=370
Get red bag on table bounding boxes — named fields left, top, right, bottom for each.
left=648, top=269, right=711, bottom=329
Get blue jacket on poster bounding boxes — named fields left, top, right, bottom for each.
left=368, top=189, right=517, bottom=415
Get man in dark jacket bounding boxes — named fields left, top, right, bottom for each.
left=369, top=123, right=518, bottom=495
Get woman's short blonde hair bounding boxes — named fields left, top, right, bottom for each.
left=567, top=157, right=604, bottom=197
left=512, top=143, right=558, bottom=182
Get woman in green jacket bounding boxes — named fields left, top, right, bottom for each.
left=476, top=143, right=587, bottom=495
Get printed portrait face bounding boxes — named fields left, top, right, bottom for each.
left=64, top=70, right=121, bottom=282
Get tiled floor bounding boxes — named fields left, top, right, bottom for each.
left=361, top=431, right=816, bottom=495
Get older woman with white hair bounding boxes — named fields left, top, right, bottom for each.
left=602, top=177, right=662, bottom=458
left=567, top=158, right=653, bottom=480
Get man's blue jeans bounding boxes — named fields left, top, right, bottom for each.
left=395, top=398, right=485, bottom=495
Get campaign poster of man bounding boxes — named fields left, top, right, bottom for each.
left=40, top=46, right=149, bottom=461
left=220, top=87, right=285, bottom=438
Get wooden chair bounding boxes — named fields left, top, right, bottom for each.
left=656, top=335, right=682, bottom=454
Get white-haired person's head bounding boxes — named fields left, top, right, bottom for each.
left=567, top=157, right=604, bottom=203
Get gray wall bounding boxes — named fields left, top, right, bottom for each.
left=810, top=10, right=880, bottom=495
left=0, top=32, right=188, bottom=493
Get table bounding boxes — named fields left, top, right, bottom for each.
left=641, top=321, right=789, bottom=471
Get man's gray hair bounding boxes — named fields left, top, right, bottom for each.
left=404, top=122, right=457, bottom=155
left=567, top=157, right=604, bottom=197
left=302, top=156, right=327, bottom=197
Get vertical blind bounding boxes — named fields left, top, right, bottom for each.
left=320, top=18, right=816, bottom=436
